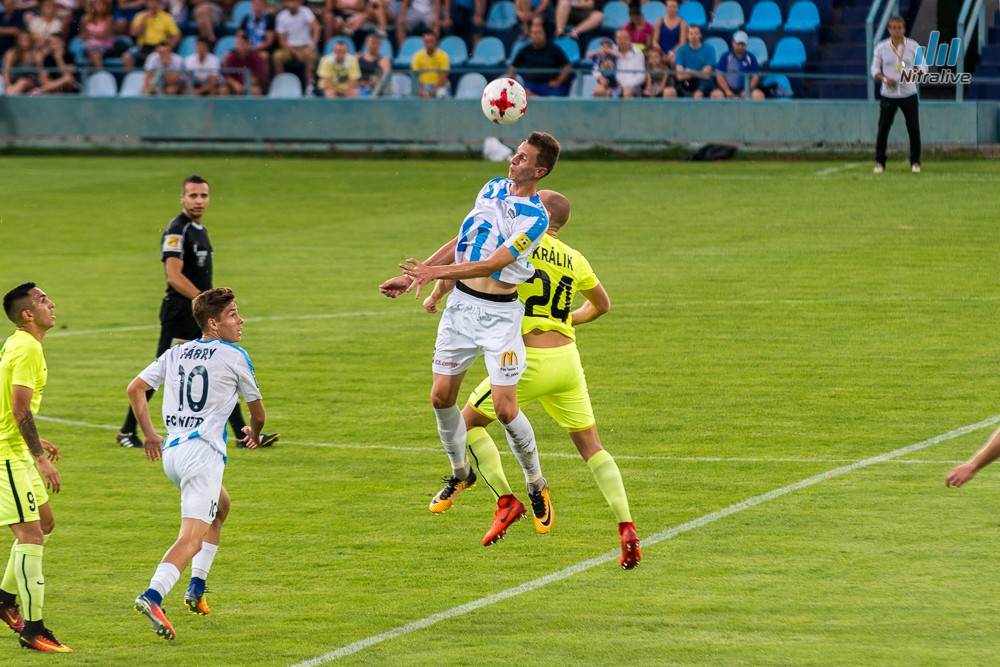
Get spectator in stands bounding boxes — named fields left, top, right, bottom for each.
left=36, top=34, right=78, bottom=92
left=587, top=35, right=615, bottom=92
left=322, top=0, right=389, bottom=43
left=651, top=0, right=684, bottom=69
left=0, top=0, right=29, bottom=58
left=142, top=38, right=182, bottom=93
left=514, top=0, right=551, bottom=38
left=80, top=0, right=116, bottom=68
left=26, top=0, right=63, bottom=48
left=316, top=37, right=359, bottom=95
left=2, top=30, right=39, bottom=93
left=395, top=0, right=440, bottom=49
left=189, top=0, right=227, bottom=46
left=871, top=15, right=925, bottom=173
left=184, top=35, right=220, bottom=94
left=592, top=28, right=642, bottom=97
left=442, top=0, right=483, bottom=53
left=553, top=0, right=603, bottom=41
left=54, top=0, right=81, bottom=36
left=642, top=46, right=668, bottom=96
left=113, top=0, right=145, bottom=35
left=711, top=30, right=763, bottom=99
left=240, top=0, right=275, bottom=81
left=273, top=0, right=320, bottom=92
left=507, top=17, right=571, bottom=96
left=122, top=0, right=180, bottom=70
left=356, top=30, right=390, bottom=95
left=668, top=23, right=714, bottom=98
left=222, top=29, right=265, bottom=94
left=410, top=29, right=448, bottom=96
left=624, top=2, right=652, bottom=52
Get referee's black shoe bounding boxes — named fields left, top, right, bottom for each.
left=116, top=432, right=143, bottom=448
left=237, top=432, right=280, bottom=449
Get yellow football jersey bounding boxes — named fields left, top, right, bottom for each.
left=518, top=233, right=599, bottom=341
left=0, top=330, right=47, bottom=461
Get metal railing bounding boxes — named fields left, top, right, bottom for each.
left=955, top=0, right=989, bottom=100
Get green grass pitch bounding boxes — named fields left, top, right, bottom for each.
left=2, top=155, right=1000, bottom=665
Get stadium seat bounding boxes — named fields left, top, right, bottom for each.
left=439, top=35, right=469, bottom=67
left=507, top=38, right=528, bottom=65
left=178, top=35, right=198, bottom=58
left=393, top=35, right=423, bottom=68
left=485, top=0, right=517, bottom=34
left=214, top=35, right=235, bottom=58
left=705, top=36, right=729, bottom=60
left=227, top=0, right=252, bottom=31
left=745, top=1, right=782, bottom=33
left=67, top=36, right=87, bottom=63
left=769, top=36, right=806, bottom=70
left=85, top=70, right=117, bottom=96
left=762, top=73, right=793, bottom=97
left=0, top=78, right=4, bottom=95
left=454, top=71, right=488, bottom=98
left=747, top=36, right=768, bottom=66
left=468, top=36, right=506, bottom=68
left=571, top=72, right=597, bottom=97
left=641, top=1, right=666, bottom=24
left=324, top=36, right=356, bottom=55
left=783, top=0, right=820, bottom=53
left=677, top=1, right=706, bottom=28
left=267, top=72, right=303, bottom=97
left=390, top=71, right=413, bottom=96
left=601, top=1, right=630, bottom=32
left=554, top=36, right=581, bottom=65
left=379, top=37, right=394, bottom=60
left=708, top=1, right=744, bottom=35
left=118, top=70, right=145, bottom=96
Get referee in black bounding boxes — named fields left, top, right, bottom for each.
left=116, top=175, right=280, bottom=449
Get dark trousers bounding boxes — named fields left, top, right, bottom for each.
left=121, top=308, right=246, bottom=437
left=875, top=93, right=921, bottom=166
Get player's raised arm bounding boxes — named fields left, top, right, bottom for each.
left=401, top=244, right=519, bottom=296
left=380, top=237, right=460, bottom=298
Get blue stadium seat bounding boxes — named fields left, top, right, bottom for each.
left=118, top=70, right=145, bottom=97
left=485, top=0, right=517, bottom=33
left=85, top=70, right=118, bottom=96
left=390, top=71, right=413, bottom=96
left=708, top=1, right=744, bottom=36
left=268, top=72, right=303, bottom=97
left=440, top=35, right=470, bottom=67
left=783, top=0, right=819, bottom=53
left=601, top=1, right=630, bottom=32
left=705, top=36, right=729, bottom=61
left=393, top=35, right=424, bottom=68
left=227, top=0, right=251, bottom=31
left=641, top=1, right=666, bottom=24
left=379, top=37, right=394, bottom=60
left=214, top=35, right=235, bottom=58
left=555, top=36, right=581, bottom=65
left=747, top=35, right=768, bottom=66
left=678, top=1, right=707, bottom=28
left=762, top=73, right=793, bottom=97
left=769, top=36, right=806, bottom=70
left=468, top=36, right=506, bottom=68
left=454, top=71, right=488, bottom=98
left=507, top=38, right=528, bottom=65
left=178, top=35, right=198, bottom=57
left=324, top=36, right=356, bottom=55
left=571, top=72, right=597, bottom=97
left=745, top=1, right=782, bottom=33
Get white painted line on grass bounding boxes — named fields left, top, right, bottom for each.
left=815, top=163, right=860, bottom=176
left=288, top=414, right=1000, bottom=667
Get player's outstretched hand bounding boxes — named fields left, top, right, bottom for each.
left=40, top=438, right=61, bottom=462
left=143, top=433, right=164, bottom=462
left=379, top=275, right=412, bottom=298
left=400, top=258, right=436, bottom=298
left=946, top=463, right=977, bottom=488
left=35, top=456, right=61, bottom=494
left=241, top=426, right=260, bottom=449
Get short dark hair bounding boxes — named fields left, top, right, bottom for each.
left=192, top=287, right=236, bottom=331
left=527, top=131, right=561, bottom=179
left=182, top=174, right=209, bottom=193
left=3, top=282, right=35, bottom=325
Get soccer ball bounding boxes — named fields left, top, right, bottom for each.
left=481, top=78, right=527, bottom=126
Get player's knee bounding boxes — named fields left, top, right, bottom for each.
left=494, top=403, right=518, bottom=424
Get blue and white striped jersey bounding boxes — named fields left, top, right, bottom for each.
left=455, top=178, right=549, bottom=285
left=139, top=338, right=262, bottom=460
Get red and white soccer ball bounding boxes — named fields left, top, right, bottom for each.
left=481, top=78, right=527, bottom=126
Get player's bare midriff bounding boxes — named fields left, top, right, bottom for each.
left=462, top=276, right=518, bottom=295
left=523, top=329, right=572, bottom=348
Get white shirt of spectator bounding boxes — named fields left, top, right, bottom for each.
left=871, top=36, right=926, bottom=99
left=184, top=52, right=221, bottom=84
left=616, top=46, right=646, bottom=89
left=276, top=6, right=317, bottom=48
left=145, top=51, right=184, bottom=71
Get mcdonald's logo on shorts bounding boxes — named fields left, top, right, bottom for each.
left=501, top=351, right=519, bottom=368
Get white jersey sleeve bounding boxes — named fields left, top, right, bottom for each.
left=139, top=338, right=262, bottom=459
left=455, top=178, right=549, bottom=285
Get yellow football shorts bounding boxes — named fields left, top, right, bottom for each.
left=0, top=458, right=48, bottom=526
left=467, top=342, right=596, bottom=432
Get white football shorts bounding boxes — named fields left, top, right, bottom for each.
left=432, top=286, right=528, bottom=387
left=162, top=440, right=226, bottom=524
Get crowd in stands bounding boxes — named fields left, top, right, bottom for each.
left=0, top=0, right=798, bottom=97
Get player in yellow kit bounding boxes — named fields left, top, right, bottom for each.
left=421, top=190, right=641, bottom=570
